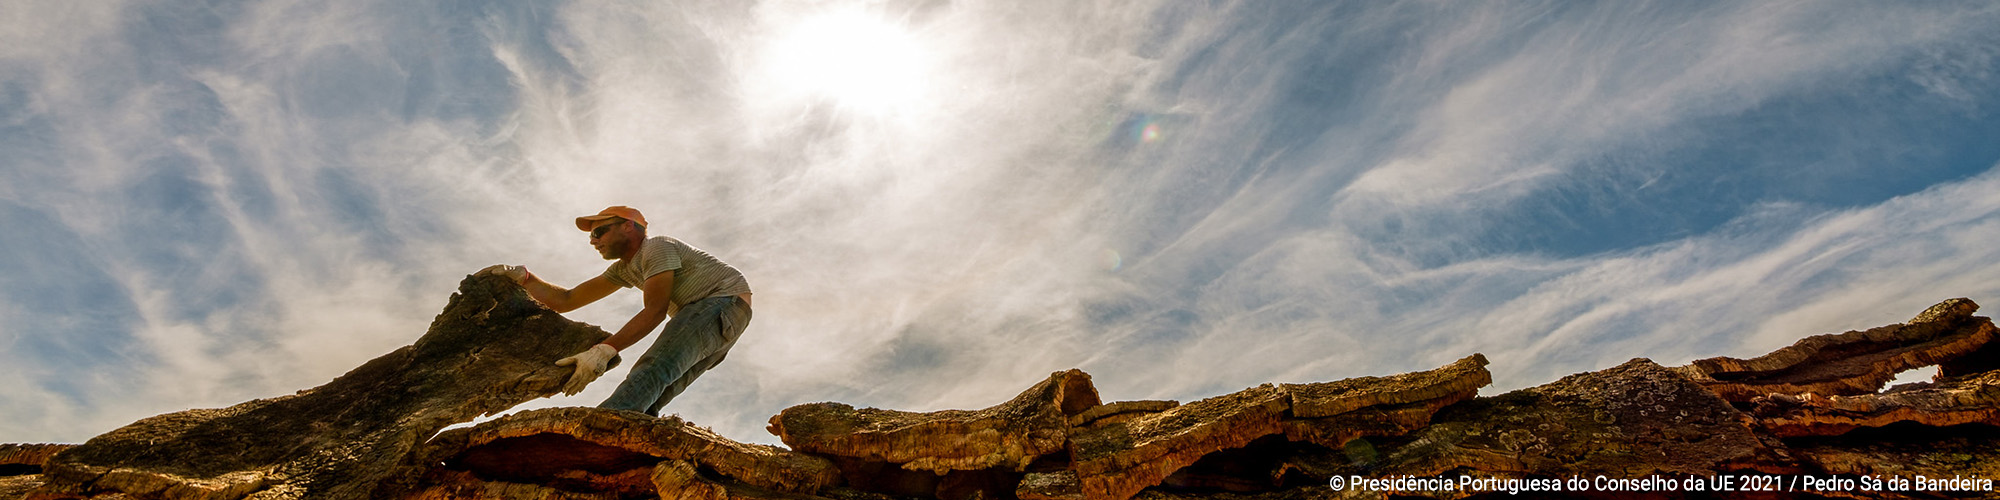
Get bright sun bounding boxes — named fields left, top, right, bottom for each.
left=759, top=9, right=928, bottom=114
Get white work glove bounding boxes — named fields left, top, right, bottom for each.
left=554, top=343, right=617, bottom=396
left=477, top=264, right=529, bottom=285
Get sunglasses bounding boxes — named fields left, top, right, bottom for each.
left=590, top=220, right=625, bottom=239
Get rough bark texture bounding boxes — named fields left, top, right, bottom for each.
left=1068, top=355, right=1491, bottom=500
left=1750, top=369, right=2000, bottom=438
left=0, top=446, right=54, bottom=500
left=12, top=291, right=2000, bottom=500
left=1675, top=298, right=1995, bottom=402
left=1783, top=423, right=2000, bottom=500
left=1, top=476, right=47, bottom=500
left=1302, top=358, right=1788, bottom=500
left=1071, top=384, right=1292, bottom=500
left=767, top=369, right=1100, bottom=475
left=28, top=275, right=616, bottom=500
left=1072, top=401, right=1180, bottom=429
left=405, top=469, right=624, bottom=500
left=1282, top=355, right=1492, bottom=419
left=422, top=407, right=839, bottom=497
left=0, top=444, right=70, bottom=475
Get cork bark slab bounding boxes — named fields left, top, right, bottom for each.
left=1751, top=370, right=2000, bottom=438
left=768, top=369, right=1100, bottom=474
left=1676, top=298, right=1996, bottom=402
left=1320, top=359, right=1783, bottom=500
left=1069, top=355, right=1491, bottom=500
left=0, top=443, right=71, bottom=474
left=426, top=407, right=839, bottom=496
left=1282, top=354, right=1491, bottom=419
left=33, top=275, right=615, bottom=500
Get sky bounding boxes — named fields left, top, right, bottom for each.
left=3, top=0, right=1999, bottom=446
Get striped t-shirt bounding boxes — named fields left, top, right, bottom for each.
left=601, top=236, right=752, bottom=309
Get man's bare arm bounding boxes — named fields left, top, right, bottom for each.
left=601, top=270, right=677, bottom=351
left=522, top=274, right=619, bottom=313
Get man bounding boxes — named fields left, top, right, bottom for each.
left=480, top=206, right=753, bottom=416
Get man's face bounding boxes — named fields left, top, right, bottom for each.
left=588, top=219, right=630, bottom=260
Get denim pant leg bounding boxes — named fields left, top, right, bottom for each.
left=645, top=300, right=751, bottom=415
left=598, top=296, right=738, bottom=415
left=643, top=299, right=752, bottom=414
left=645, top=338, right=733, bottom=415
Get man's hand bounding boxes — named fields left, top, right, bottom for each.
left=477, top=264, right=529, bottom=285
left=554, top=343, right=617, bottom=396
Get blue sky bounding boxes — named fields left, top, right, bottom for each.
left=4, top=1, right=1999, bottom=445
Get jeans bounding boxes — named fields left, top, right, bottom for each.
left=598, top=295, right=750, bottom=416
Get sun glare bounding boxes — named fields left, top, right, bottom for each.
left=759, top=9, right=929, bottom=114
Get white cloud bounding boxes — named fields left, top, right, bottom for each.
left=0, top=2, right=127, bottom=64
left=1347, top=2, right=1987, bottom=211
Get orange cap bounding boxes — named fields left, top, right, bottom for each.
left=575, top=206, right=648, bottom=231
